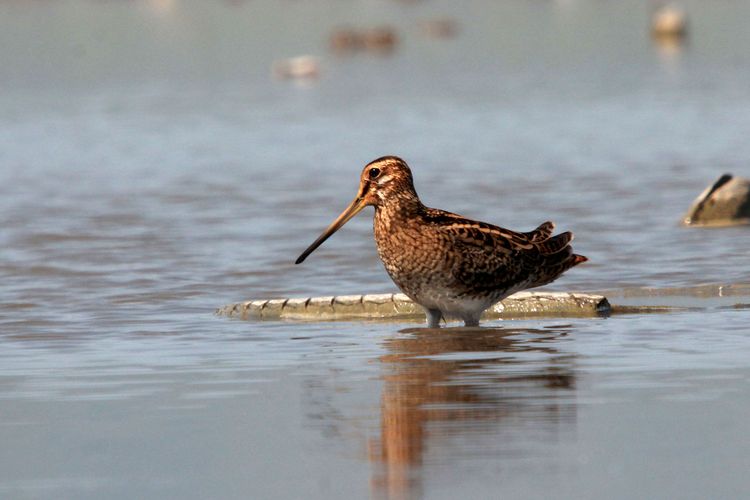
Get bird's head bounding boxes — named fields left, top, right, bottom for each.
left=295, top=156, right=417, bottom=264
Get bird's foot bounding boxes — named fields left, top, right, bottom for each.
left=425, top=309, right=443, bottom=328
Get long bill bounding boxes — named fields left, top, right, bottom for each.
left=295, top=196, right=368, bottom=264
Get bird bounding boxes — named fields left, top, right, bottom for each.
left=295, top=156, right=587, bottom=327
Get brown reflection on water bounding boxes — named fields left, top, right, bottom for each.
left=369, top=326, right=576, bottom=499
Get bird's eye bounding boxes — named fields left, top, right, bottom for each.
left=368, top=167, right=381, bottom=179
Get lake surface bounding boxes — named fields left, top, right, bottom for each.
left=1, top=0, right=750, bottom=498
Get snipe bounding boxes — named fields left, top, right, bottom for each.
left=296, top=156, right=587, bottom=327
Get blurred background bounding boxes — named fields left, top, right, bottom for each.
left=3, top=0, right=750, bottom=299
left=2, top=1, right=750, bottom=499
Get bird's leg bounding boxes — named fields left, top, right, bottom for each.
left=425, top=308, right=442, bottom=328
left=462, top=312, right=481, bottom=327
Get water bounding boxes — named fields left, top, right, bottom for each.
left=1, top=0, right=750, bottom=498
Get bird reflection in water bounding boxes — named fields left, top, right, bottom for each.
left=369, top=325, right=577, bottom=499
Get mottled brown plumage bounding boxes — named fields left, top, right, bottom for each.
left=296, top=156, right=587, bottom=327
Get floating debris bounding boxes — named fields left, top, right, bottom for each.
left=683, top=174, right=750, bottom=226
left=418, top=18, right=459, bottom=39
left=651, top=4, right=688, bottom=39
left=328, top=26, right=399, bottom=55
left=363, top=26, right=399, bottom=53
left=329, top=27, right=364, bottom=53
left=271, top=55, right=321, bottom=80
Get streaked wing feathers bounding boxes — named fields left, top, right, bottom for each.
left=422, top=209, right=584, bottom=294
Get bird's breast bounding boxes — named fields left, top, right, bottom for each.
left=373, top=211, right=454, bottom=297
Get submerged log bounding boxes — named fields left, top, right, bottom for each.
left=216, top=291, right=611, bottom=322
left=683, top=174, right=750, bottom=226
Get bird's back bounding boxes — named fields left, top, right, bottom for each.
left=375, top=206, right=586, bottom=307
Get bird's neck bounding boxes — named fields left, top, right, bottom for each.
left=375, top=192, right=425, bottom=226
